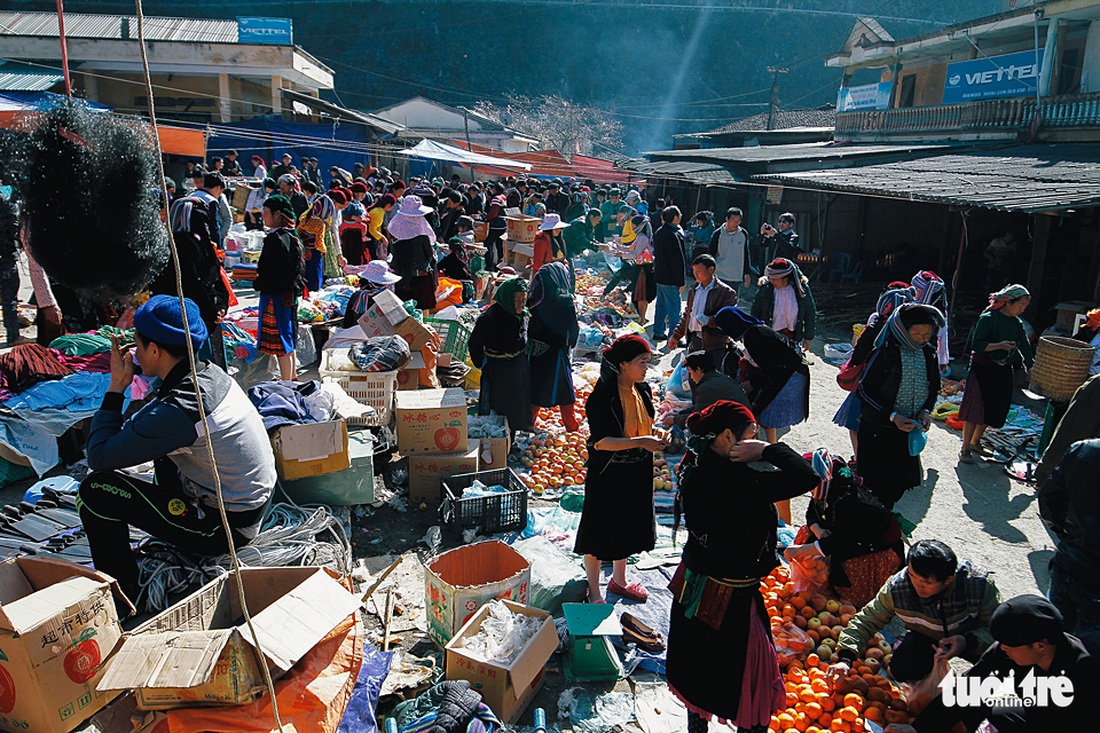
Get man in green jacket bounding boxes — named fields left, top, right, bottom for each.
left=600, top=189, right=624, bottom=240
left=563, top=209, right=602, bottom=258
left=827, top=540, right=1000, bottom=685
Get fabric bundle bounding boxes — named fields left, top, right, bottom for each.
left=0, top=343, right=73, bottom=392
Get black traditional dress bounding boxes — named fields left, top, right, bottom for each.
left=528, top=262, right=579, bottom=409
left=468, top=300, right=532, bottom=432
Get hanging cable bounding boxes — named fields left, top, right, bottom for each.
left=132, top=0, right=286, bottom=729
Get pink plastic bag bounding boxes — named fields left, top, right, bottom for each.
left=788, top=552, right=829, bottom=596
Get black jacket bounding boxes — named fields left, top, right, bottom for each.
left=680, top=443, right=817, bottom=579
left=585, top=378, right=655, bottom=475
left=761, top=228, right=801, bottom=263
left=857, top=341, right=940, bottom=429
left=751, top=280, right=818, bottom=341
left=652, top=222, right=686, bottom=286
left=741, top=326, right=810, bottom=415
left=1040, top=438, right=1100, bottom=591
left=254, top=228, right=305, bottom=296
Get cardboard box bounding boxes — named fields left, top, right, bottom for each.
left=279, top=430, right=375, bottom=506
left=472, top=416, right=510, bottom=471
left=395, top=388, right=468, bottom=455
left=445, top=600, right=557, bottom=724
left=397, top=352, right=427, bottom=391
left=0, top=557, right=125, bottom=733
left=397, top=317, right=434, bottom=352
left=98, top=567, right=361, bottom=710
left=272, top=420, right=350, bottom=481
left=358, top=289, right=409, bottom=339
left=424, top=541, right=530, bottom=649
left=409, top=441, right=479, bottom=503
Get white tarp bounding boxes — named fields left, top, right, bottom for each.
left=397, top=139, right=532, bottom=170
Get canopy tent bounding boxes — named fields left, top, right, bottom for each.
left=398, top=138, right=531, bottom=171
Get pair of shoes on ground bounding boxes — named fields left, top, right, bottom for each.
left=959, top=444, right=991, bottom=464
left=620, top=612, right=665, bottom=652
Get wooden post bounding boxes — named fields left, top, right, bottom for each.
left=56, top=0, right=72, bottom=96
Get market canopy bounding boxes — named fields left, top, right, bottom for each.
left=398, top=139, right=531, bottom=171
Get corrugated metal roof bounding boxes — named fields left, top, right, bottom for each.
left=645, top=141, right=949, bottom=165
left=754, top=144, right=1100, bottom=213
left=0, top=61, right=61, bottom=91
left=676, top=108, right=837, bottom=138
left=0, top=11, right=238, bottom=43
left=623, top=160, right=738, bottom=185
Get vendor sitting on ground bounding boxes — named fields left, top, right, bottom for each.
left=827, top=540, right=1000, bottom=707
left=78, top=295, right=276, bottom=608
left=663, top=349, right=750, bottom=429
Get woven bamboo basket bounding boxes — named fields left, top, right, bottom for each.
left=1028, top=336, right=1095, bottom=401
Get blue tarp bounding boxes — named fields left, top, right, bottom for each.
left=204, top=117, right=371, bottom=175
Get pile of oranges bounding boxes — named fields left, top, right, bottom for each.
left=762, top=565, right=916, bottom=733
left=519, top=431, right=588, bottom=494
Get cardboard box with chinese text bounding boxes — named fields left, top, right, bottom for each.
left=424, top=541, right=530, bottom=649
left=445, top=600, right=557, bottom=724
left=395, top=388, right=468, bottom=455
left=408, top=441, right=479, bottom=503
left=0, top=556, right=126, bottom=733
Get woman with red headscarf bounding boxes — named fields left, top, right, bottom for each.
left=667, top=400, right=817, bottom=733
left=575, top=334, right=667, bottom=603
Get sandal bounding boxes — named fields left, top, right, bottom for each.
left=607, top=579, right=648, bottom=602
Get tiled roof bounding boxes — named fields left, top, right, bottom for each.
left=680, top=108, right=837, bottom=138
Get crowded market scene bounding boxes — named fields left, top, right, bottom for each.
left=2, top=1, right=1100, bottom=733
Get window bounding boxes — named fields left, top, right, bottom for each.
left=898, top=75, right=917, bottom=108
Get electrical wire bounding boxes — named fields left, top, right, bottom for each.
left=132, top=1, right=286, bottom=729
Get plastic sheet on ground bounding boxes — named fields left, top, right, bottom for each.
left=603, top=565, right=675, bottom=675
left=568, top=690, right=636, bottom=733
left=631, top=673, right=691, bottom=733
left=510, top=535, right=586, bottom=613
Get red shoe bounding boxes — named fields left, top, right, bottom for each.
left=607, top=579, right=648, bottom=602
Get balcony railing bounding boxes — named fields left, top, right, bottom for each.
left=834, top=93, right=1100, bottom=138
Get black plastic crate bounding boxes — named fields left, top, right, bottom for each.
left=440, top=468, right=529, bottom=534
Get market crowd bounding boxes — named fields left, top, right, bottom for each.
left=4, top=148, right=1100, bottom=733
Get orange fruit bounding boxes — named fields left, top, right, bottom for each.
left=804, top=702, right=823, bottom=720
left=776, top=712, right=796, bottom=729
left=838, top=705, right=860, bottom=723
left=843, top=694, right=864, bottom=712
left=820, top=696, right=836, bottom=712
left=786, top=692, right=799, bottom=707
left=818, top=712, right=832, bottom=728
left=864, top=707, right=884, bottom=723
left=806, top=653, right=821, bottom=668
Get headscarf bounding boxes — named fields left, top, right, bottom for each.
left=714, top=306, right=764, bottom=341
left=492, top=277, right=528, bottom=318
left=599, top=333, right=651, bottom=383
left=869, top=286, right=913, bottom=327
left=764, top=257, right=807, bottom=296
left=369, top=192, right=397, bottom=211
left=987, top=283, right=1030, bottom=311
left=446, top=237, right=470, bottom=264
left=874, top=302, right=945, bottom=351
left=911, top=270, right=947, bottom=308
left=528, top=261, right=576, bottom=337
left=387, top=195, right=437, bottom=243
left=262, top=194, right=295, bottom=225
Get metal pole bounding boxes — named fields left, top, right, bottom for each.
left=463, top=108, right=475, bottom=181
left=56, top=0, right=73, bottom=96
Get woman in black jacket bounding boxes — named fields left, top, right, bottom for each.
left=667, top=400, right=817, bottom=733
left=255, top=194, right=305, bottom=380
left=468, top=278, right=532, bottom=434
left=388, top=195, right=437, bottom=310
left=856, top=303, right=944, bottom=508
left=751, top=258, right=816, bottom=351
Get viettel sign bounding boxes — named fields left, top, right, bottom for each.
left=942, top=49, right=1044, bottom=104
left=237, top=17, right=293, bottom=46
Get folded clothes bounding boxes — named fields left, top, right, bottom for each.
left=0, top=343, right=73, bottom=392
left=49, top=332, right=112, bottom=356
left=6, top=371, right=122, bottom=411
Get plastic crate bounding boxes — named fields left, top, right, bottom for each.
left=425, top=317, right=472, bottom=361
left=440, top=468, right=528, bottom=535
left=319, top=350, right=397, bottom=427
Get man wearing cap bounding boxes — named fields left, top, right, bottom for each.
left=894, top=595, right=1096, bottom=733
left=278, top=174, right=310, bottom=220
left=303, top=157, right=323, bottom=188
left=77, top=296, right=276, bottom=606
left=545, top=181, right=569, bottom=216
left=269, top=152, right=293, bottom=180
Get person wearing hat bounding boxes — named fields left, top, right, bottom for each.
left=667, top=400, right=817, bottom=733
left=222, top=150, right=241, bottom=177
left=270, top=152, right=294, bottom=181
left=600, top=188, right=624, bottom=240
left=562, top=207, right=602, bottom=259
left=827, top=540, right=1000, bottom=692
left=342, top=260, right=402, bottom=328
left=438, top=236, right=475, bottom=289
left=574, top=334, right=666, bottom=603
left=897, top=595, right=1096, bottom=733
left=339, top=200, right=370, bottom=267
left=389, top=194, right=438, bottom=309
left=250, top=155, right=267, bottom=181
left=528, top=261, right=581, bottom=431
left=256, top=195, right=306, bottom=380
left=624, top=189, right=648, bottom=216
left=469, top=277, right=533, bottom=433
left=482, top=184, right=509, bottom=270
left=244, top=177, right=276, bottom=230
left=278, top=174, right=309, bottom=220
left=77, top=295, right=276, bottom=607
left=544, top=181, right=569, bottom=216
left=751, top=257, right=817, bottom=352
left=302, top=157, right=323, bottom=188
left=531, top=213, right=570, bottom=276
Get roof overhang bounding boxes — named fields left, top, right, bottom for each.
left=752, top=143, right=1100, bottom=213
left=282, top=88, right=402, bottom=136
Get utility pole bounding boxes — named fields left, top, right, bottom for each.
left=766, top=66, right=787, bottom=131
left=462, top=107, right=475, bottom=181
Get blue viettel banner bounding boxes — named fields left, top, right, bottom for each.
left=942, top=49, right=1044, bottom=104
left=237, top=17, right=293, bottom=46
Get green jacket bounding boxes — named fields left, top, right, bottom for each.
left=600, top=199, right=623, bottom=238
left=971, top=309, right=1034, bottom=367
left=563, top=217, right=597, bottom=257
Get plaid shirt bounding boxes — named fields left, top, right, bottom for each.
left=838, top=560, right=1000, bottom=663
